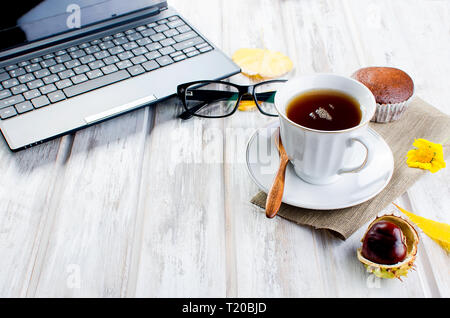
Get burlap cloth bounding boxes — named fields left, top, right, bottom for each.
left=251, top=97, right=450, bottom=239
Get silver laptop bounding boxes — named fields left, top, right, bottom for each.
left=0, top=0, right=240, bottom=151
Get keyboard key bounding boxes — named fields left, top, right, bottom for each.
left=88, top=60, right=105, bottom=70
left=40, top=84, right=57, bottom=94
left=41, top=59, right=56, bottom=68
left=0, top=72, right=10, bottom=81
left=32, top=57, right=44, bottom=62
left=0, top=89, right=12, bottom=99
left=150, top=33, right=165, bottom=42
left=131, top=55, right=147, bottom=65
left=114, top=32, right=125, bottom=38
left=159, top=46, right=175, bottom=56
left=94, top=50, right=110, bottom=59
left=173, top=31, right=197, bottom=43
left=47, top=90, right=66, bottom=103
left=5, top=64, right=18, bottom=71
left=64, top=59, right=81, bottom=69
left=85, top=45, right=100, bottom=54
left=86, top=69, right=103, bottom=79
left=113, top=37, right=128, bottom=45
left=99, top=41, right=115, bottom=50
left=164, top=29, right=179, bottom=38
left=173, top=54, right=187, bottom=62
left=74, top=65, right=90, bottom=74
left=108, top=46, right=124, bottom=55
left=27, top=79, right=45, bottom=89
left=55, top=50, right=67, bottom=56
left=0, top=95, right=24, bottom=108
left=167, top=19, right=184, bottom=28
left=158, top=18, right=169, bottom=24
left=116, top=60, right=133, bottom=70
left=141, top=28, right=156, bottom=37
left=11, top=84, right=28, bottom=95
left=55, top=79, right=73, bottom=90
left=186, top=50, right=200, bottom=57
left=137, top=38, right=152, bottom=47
left=71, top=74, right=88, bottom=84
left=101, top=64, right=118, bottom=74
left=118, top=51, right=134, bottom=60
left=127, top=33, right=142, bottom=41
left=127, top=65, right=145, bottom=76
left=43, top=53, right=55, bottom=59
left=160, top=38, right=176, bottom=47
left=154, top=24, right=169, bottom=33
left=173, top=36, right=205, bottom=51
left=34, top=69, right=51, bottom=78
left=132, top=47, right=148, bottom=56
left=49, top=64, right=66, bottom=73
left=104, top=56, right=120, bottom=65
left=18, top=61, right=29, bottom=67
left=18, top=74, right=35, bottom=84
left=58, top=69, right=76, bottom=79
left=55, top=54, right=71, bottom=64
left=183, top=47, right=196, bottom=53
left=9, top=68, right=26, bottom=77
left=80, top=55, right=95, bottom=64
left=176, top=25, right=192, bottom=34
left=26, top=63, right=42, bottom=73
left=64, top=70, right=130, bottom=97
left=43, top=74, right=59, bottom=84
left=136, top=25, right=147, bottom=32
left=156, top=56, right=174, bottom=66
left=199, top=46, right=213, bottom=53
left=196, top=43, right=209, bottom=49
left=147, top=22, right=157, bottom=28
left=15, top=101, right=33, bottom=114
left=78, top=43, right=90, bottom=49
left=170, top=51, right=183, bottom=57
left=123, top=42, right=139, bottom=51
left=24, top=89, right=41, bottom=100
left=0, top=106, right=17, bottom=119
left=145, top=51, right=162, bottom=60
left=168, top=16, right=179, bottom=21
left=90, top=39, right=101, bottom=45
left=142, top=60, right=159, bottom=71
left=146, top=42, right=162, bottom=51
left=70, top=50, right=86, bottom=59
left=2, top=78, right=19, bottom=88
left=31, top=95, right=50, bottom=108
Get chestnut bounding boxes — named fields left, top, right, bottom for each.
left=361, top=221, right=407, bottom=265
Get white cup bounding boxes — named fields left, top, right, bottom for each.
left=274, top=74, right=377, bottom=185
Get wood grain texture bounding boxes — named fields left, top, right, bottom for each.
left=0, top=0, right=447, bottom=297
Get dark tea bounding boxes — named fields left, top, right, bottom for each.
left=286, top=89, right=362, bottom=131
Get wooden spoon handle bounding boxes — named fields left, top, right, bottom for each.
left=265, top=156, right=289, bottom=218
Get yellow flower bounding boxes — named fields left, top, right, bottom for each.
left=406, top=138, right=446, bottom=173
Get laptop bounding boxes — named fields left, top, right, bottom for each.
left=0, top=0, right=240, bottom=151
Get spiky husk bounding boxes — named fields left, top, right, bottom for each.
left=357, top=214, right=419, bottom=279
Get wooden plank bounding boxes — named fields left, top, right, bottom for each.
left=344, top=0, right=449, bottom=296
left=0, top=137, right=65, bottom=297
left=130, top=0, right=229, bottom=297
left=26, top=109, right=150, bottom=297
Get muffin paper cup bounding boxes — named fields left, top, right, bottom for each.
left=371, top=94, right=414, bottom=123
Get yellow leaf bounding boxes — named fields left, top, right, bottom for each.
left=238, top=100, right=257, bottom=111
left=393, top=203, right=450, bottom=252
left=232, top=48, right=293, bottom=79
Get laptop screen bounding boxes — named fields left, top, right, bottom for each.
left=0, top=0, right=165, bottom=53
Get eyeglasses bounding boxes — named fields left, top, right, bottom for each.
left=177, top=79, right=287, bottom=120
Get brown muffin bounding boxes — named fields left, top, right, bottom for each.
left=352, top=67, right=414, bottom=104
left=352, top=67, right=414, bottom=123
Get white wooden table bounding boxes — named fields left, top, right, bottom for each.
left=0, top=0, right=448, bottom=297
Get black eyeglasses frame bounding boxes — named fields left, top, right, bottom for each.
left=176, top=79, right=287, bottom=119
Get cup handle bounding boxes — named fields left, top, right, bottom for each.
left=338, top=135, right=373, bottom=175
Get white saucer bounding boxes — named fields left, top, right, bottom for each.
left=246, top=121, right=394, bottom=210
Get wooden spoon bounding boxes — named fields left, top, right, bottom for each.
left=265, top=128, right=289, bottom=218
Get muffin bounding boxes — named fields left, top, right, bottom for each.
left=352, top=67, right=414, bottom=123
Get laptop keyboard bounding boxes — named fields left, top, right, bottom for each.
left=0, top=15, right=213, bottom=120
